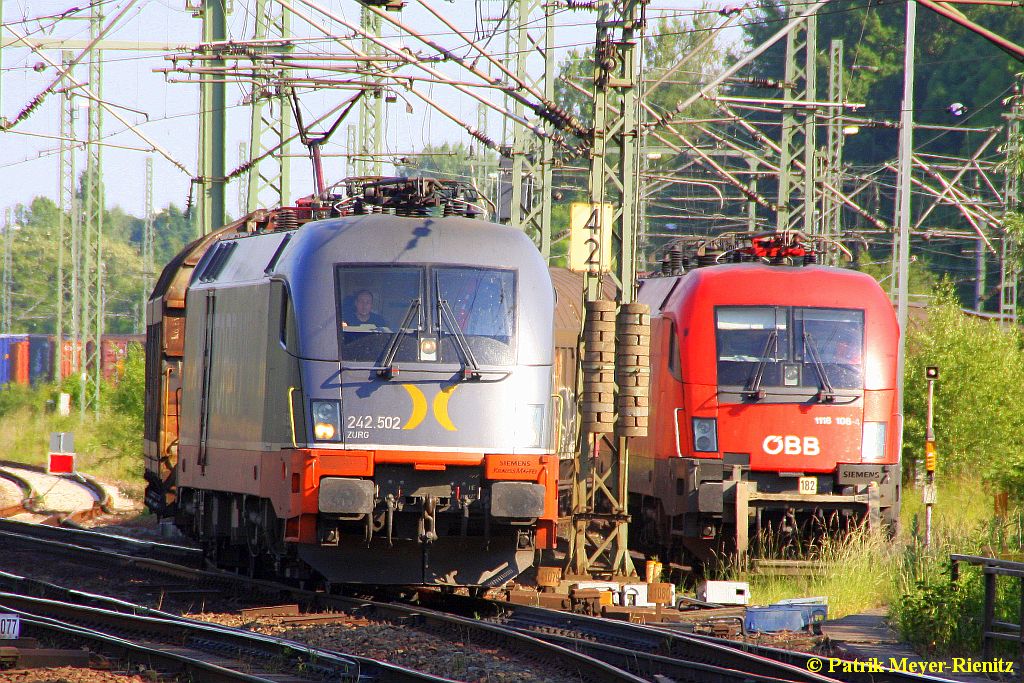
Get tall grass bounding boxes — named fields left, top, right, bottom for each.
left=742, top=527, right=898, bottom=618
left=741, top=476, right=1000, bottom=630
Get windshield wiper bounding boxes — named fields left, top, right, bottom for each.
left=377, top=298, right=420, bottom=379
left=802, top=331, right=836, bottom=402
left=437, top=295, right=481, bottom=380
left=743, top=330, right=778, bottom=400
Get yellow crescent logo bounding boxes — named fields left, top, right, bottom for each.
left=432, top=385, right=458, bottom=432
left=401, top=384, right=428, bottom=430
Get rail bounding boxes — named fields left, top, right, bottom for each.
left=0, top=517, right=204, bottom=566
left=950, top=553, right=1024, bottom=674
left=0, top=519, right=961, bottom=683
left=419, top=591, right=961, bottom=683
left=0, top=571, right=453, bottom=683
left=0, top=459, right=109, bottom=523
left=0, top=522, right=643, bottom=683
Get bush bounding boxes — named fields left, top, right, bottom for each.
left=109, top=345, right=145, bottom=423
left=0, top=344, right=146, bottom=487
left=0, top=382, right=42, bottom=418
left=892, top=554, right=982, bottom=655
left=902, top=282, right=1024, bottom=493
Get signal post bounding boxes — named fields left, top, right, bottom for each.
left=924, top=366, right=939, bottom=548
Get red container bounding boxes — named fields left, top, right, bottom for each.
left=10, top=340, right=29, bottom=386
left=61, top=339, right=82, bottom=379
left=100, top=335, right=143, bottom=382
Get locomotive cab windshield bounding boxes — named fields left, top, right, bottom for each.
left=336, top=264, right=517, bottom=367
left=716, top=305, right=864, bottom=399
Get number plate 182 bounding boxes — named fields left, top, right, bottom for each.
left=0, top=614, right=20, bottom=639
left=798, top=477, right=818, bottom=495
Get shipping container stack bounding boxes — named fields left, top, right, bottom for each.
left=100, top=334, right=144, bottom=381
left=0, top=334, right=143, bottom=388
left=27, top=334, right=54, bottom=386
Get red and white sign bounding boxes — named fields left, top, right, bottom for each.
left=47, top=452, right=75, bottom=474
left=762, top=435, right=821, bottom=456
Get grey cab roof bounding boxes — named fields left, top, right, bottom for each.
left=188, top=214, right=546, bottom=291
left=275, top=214, right=543, bottom=276
left=188, top=230, right=291, bottom=290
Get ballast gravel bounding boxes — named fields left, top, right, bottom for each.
left=0, top=667, right=150, bottom=682
left=188, top=611, right=587, bottom=683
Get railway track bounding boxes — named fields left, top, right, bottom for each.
left=0, top=521, right=642, bottom=682
left=0, top=519, right=959, bottom=683
left=0, top=585, right=444, bottom=683
left=0, top=519, right=831, bottom=683
left=415, top=592, right=960, bottom=683
left=0, top=460, right=109, bottom=523
left=0, top=516, right=204, bottom=566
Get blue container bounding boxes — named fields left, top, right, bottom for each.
left=0, top=337, right=12, bottom=386
left=0, top=334, right=28, bottom=387
left=28, top=335, right=54, bottom=386
left=745, top=603, right=829, bottom=633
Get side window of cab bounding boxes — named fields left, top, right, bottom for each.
left=271, top=280, right=299, bottom=353
left=667, top=321, right=682, bottom=381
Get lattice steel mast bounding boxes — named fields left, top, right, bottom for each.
left=776, top=5, right=818, bottom=232
left=197, top=0, right=227, bottom=234
left=351, top=1, right=390, bottom=177
left=247, top=0, right=293, bottom=209
left=567, top=0, right=646, bottom=579
left=81, top=0, right=106, bottom=417
left=142, top=157, right=155, bottom=332
left=821, top=39, right=844, bottom=247
left=1002, top=78, right=1022, bottom=323
left=56, top=50, right=80, bottom=382
left=508, top=0, right=556, bottom=258
left=1, top=209, right=11, bottom=335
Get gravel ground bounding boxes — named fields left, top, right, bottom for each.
left=0, top=517, right=590, bottom=683
left=186, top=611, right=594, bottom=682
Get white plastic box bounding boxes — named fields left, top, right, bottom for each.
left=697, top=580, right=750, bottom=605
left=566, top=581, right=676, bottom=608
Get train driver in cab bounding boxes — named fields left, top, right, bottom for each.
left=342, top=289, right=388, bottom=330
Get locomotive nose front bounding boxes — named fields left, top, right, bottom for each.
left=293, top=246, right=557, bottom=585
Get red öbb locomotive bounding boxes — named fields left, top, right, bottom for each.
left=628, top=233, right=901, bottom=563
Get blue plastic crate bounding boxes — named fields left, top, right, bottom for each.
left=745, top=602, right=828, bottom=633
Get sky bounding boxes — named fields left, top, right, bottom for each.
left=0, top=0, right=725, bottom=223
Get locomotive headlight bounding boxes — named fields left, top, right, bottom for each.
left=311, top=400, right=341, bottom=442
left=692, top=417, right=718, bottom=453
left=862, top=422, right=887, bottom=462
left=419, top=336, right=438, bottom=362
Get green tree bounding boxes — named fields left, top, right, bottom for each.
left=741, top=0, right=1024, bottom=163
left=856, top=255, right=938, bottom=297
left=11, top=197, right=67, bottom=333
left=152, top=204, right=196, bottom=267
left=5, top=195, right=195, bottom=335
left=903, top=283, right=1024, bottom=493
